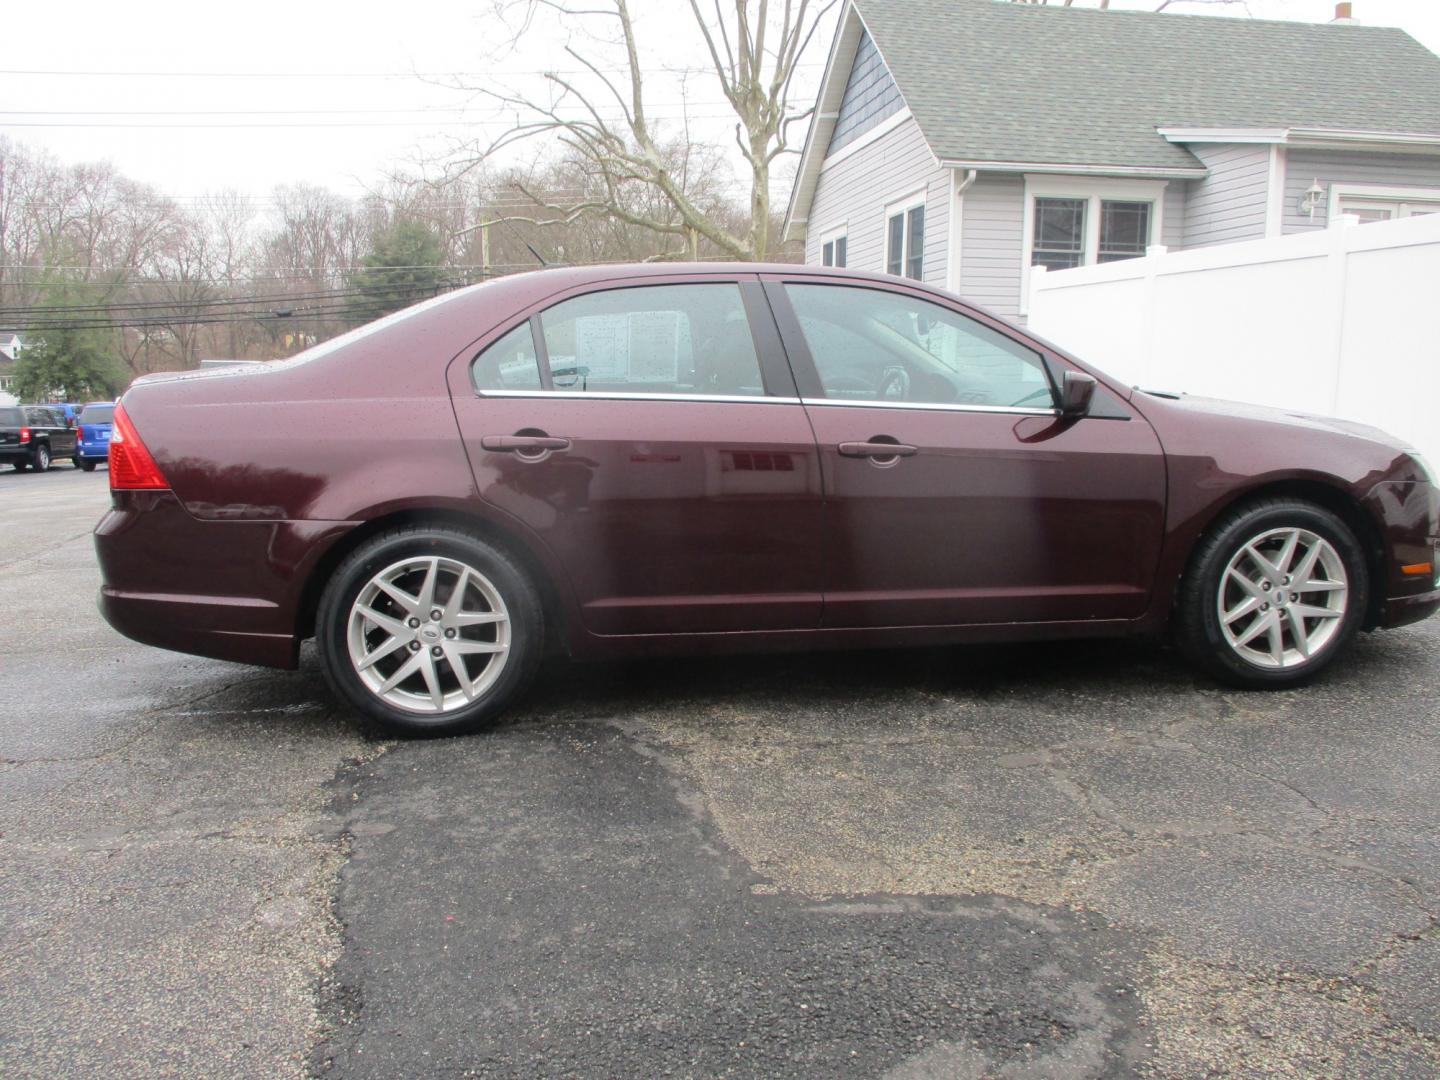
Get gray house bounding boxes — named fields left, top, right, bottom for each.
left=784, top=0, right=1440, bottom=320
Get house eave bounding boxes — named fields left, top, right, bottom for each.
left=783, top=0, right=864, bottom=245
left=1159, top=127, right=1440, bottom=155
left=937, top=158, right=1207, bottom=180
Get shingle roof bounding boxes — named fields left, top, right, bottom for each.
left=856, top=0, right=1440, bottom=170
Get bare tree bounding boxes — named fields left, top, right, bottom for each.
left=462, top=0, right=836, bottom=261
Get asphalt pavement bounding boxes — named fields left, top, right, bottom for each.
left=1, top=464, right=1437, bottom=1078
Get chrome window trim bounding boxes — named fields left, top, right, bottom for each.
left=800, top=397, right=1059, bottom=417
left=476, top=389, right=801, bottom=405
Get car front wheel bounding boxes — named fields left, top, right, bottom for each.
left=315, top=525, right=543, bottom=737
left=1176, top=498, right=1369, bottom=687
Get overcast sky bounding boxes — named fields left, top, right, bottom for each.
left=4, top=0, right=1438, bottom=202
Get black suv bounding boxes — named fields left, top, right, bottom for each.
left=0, top=405, right=79, bottom=472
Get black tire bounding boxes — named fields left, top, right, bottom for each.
left=12, top=460, right=27, bottom=472
left=31, top=444, right=50, bottom=473
left=1175, top=497, right=1369, bottom=688
left=315, top=525, right=544, bottom=737
left=80, top=458, right=98, bottom=472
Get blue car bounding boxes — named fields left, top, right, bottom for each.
left=74, top=401, right=116, bottom=471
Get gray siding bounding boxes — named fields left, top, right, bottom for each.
left=806, top=116, right=950, bottom=290
left=828, top=29, right=905, bottom=155
left=1282, top=150, right=1440, bottom=233
left=1182, top=143, right=1271, bottom=247
left=959, top=174, right=1025, bottom=317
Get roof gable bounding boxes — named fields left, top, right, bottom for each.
left=828, top=28, right=906, bottom=157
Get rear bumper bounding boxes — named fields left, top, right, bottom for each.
left=94, top=491, right=354, bottom=669
left=99, top=586, right=299, bottom=667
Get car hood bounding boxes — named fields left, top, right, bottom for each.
left=1136, top=390, right=1407, bottom=450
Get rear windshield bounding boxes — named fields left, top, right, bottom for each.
left=79, top=405, right=114, bottom=424
left=0, top=407, right=23, bottom=426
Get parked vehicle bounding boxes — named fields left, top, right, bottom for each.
left=1, top=405, right=78, bottom=472
left=94, top=265, right=1439, bottom=736
left=74, top=401, right=116, bottom=471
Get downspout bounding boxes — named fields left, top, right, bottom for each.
left=949, top=169, right=978, bottom=293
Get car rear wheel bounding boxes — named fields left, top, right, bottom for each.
left=316, top=525, right=543, bottom=737
left=80, top=458, right=97, bottom=472
left=32, top=444, right=50, bottom=472
left=1176, top=498, right=1369, bottom=688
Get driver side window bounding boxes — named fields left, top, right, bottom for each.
left=785, top=284, right=1055, bottom=409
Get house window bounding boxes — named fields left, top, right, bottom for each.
left=1033, top=198, right=1086, bottom=270
left=1332, top=185, right=1440, bottom=224
left=1021, top=176, right=1167, bottom=315
left=1098, top=200, right=1152, bottom=262
left=1032, top=196, right=1154, bottom=269
left=821, top=234, right=848, bottom=268
left=885, top=196, right=925, bottom=280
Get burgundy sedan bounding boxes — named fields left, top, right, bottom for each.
left=95, top=264, right=1439, bottom=736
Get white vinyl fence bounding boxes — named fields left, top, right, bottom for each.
left=1028, top=213, right=1440, bottom=463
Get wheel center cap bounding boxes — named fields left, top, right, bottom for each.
left=420, top=623, right=441, bottom=642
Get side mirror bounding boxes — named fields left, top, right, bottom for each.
left=1060, top=371, right=1096, bottom=417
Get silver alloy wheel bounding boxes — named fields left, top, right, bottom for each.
left=346, top=555, right=511, bottom=714
left=1217, top=526, right=1348, bottom=670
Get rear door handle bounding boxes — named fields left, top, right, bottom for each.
left=480, top=435, right=571, bottom=453
left=837, top=441, right=918, bottom=458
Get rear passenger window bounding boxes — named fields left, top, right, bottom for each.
left=538, top=284, right=765, bottom=397
left=471, top=322, right=543, bottom=391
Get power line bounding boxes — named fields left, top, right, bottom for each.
left=0, top=112, right=745, bottom=128
left=0, top=65, right=822, bottom=78
left=0, top=292, right=463, bottom=333
left=0, top=102, right=734, bottom=116
left=0, top=281, right=462, bottom=316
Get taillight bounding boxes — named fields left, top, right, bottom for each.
left=109, top=402, right=169, bottom=490
left=18, top=426, right=29, bottom=444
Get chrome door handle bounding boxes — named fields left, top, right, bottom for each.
left=481, top=435, right=571, bottom=453
left=837, top=441, right=918, bottom=458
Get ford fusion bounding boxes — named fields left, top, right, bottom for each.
left=94, top=265, right=1439, bottom=736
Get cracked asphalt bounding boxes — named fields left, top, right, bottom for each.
left=2, top=466, right=1437, bottom=1078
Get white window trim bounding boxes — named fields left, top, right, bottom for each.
left=819, top=223, right=849, bottom=268
left=1020, top=175, right=1168, bottom=315
left=1328, top=182, right=1440, bottom=224
left=821, top=107, right=913, bottom=169
left=883, top=188, right=927, bottom=279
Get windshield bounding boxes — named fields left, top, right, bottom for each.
left=80, top=405, right=115, bottom=424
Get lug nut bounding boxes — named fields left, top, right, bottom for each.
left=431, top=645, right=443, bottom=657
left=409, top=641, right=421, bottom=651
left=1291, top=593, right=1299, bottom=602
left=431, top=609, right=443, bottom=621
left=444, top=628, right=456, bottom=639
left=1262, top=582, right=1271, bottom=591
left=1262, top=603, right=1270, bottom=611
left=407, top=617, right=420, bottom=628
